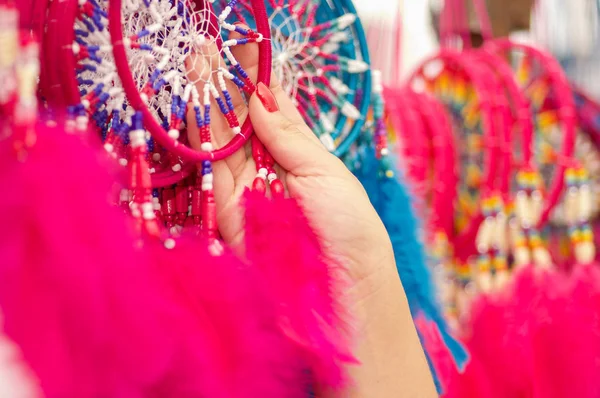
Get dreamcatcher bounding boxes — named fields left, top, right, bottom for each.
left=213, top=0, right=371, bottom=156
left=2, top=1, right=357, bottom=395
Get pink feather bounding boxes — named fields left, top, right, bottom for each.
left=455, top=266, right=546, bottom=398
left=243, top=189, right=356, bottom=390
left=530, top=263, right=600, bottom=398
left=0, top=124, right=234, bottom=396
left=147, top=236, right=308, bottom=397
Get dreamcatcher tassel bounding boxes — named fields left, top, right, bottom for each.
left=147, top=236, right=307, bottom=397
left=354, top=73, right=467, bottom=385
left=243, top=189, right=356, bottom=390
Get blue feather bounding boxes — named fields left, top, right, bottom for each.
left=350, top=141, right=468, bottom=390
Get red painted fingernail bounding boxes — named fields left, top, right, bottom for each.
left=256, top=82, right=279, bottom=113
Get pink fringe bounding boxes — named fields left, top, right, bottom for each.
left=147, top=237, right=308, bottom=397
left=443, top=264, right=600, bottom=398
left=0, top=126, right=309, bottom=397
left=530, top=264, right=600, bottom=398
left=243, top=190, right=356, bottom=390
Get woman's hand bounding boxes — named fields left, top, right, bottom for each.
left=188, top=33, right=436, bottom=397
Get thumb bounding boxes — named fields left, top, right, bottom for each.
left=249, top=82, right=339, bottom=176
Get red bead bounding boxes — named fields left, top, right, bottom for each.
left=175, top=185, right=188, bottom=213
left=264, top=151, right=275, bottom=168
left=252, top=177, right=267, bottom=194
left=191, top=189, right=202, bottom=215
left=162, top=188, right=175, bottom=215
left=270, top=179, right=285, bottom=199
left=202, top=192, right=217, bottom=234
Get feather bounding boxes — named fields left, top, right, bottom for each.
left=463, top=284, right=534, bottom=398
left=530, top=264, right=600, bottom=398
left=0, top=124, right=242, bottom=397
left=243, top=189, right=356, bottom=391
left=0, top=124, right=166, bottom=396
left=352, top=142, right=467, bottom=375
left=148, top=236, right=308, bottom=397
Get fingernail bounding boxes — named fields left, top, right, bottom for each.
left=256, top=82, right=279, bottom=113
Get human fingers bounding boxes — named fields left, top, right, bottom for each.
left=248, top=82, right=345, bottom=176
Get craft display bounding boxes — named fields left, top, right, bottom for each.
left=2, top=1, right=356, bottom=396
left=4, top=0, right=600, bottom=396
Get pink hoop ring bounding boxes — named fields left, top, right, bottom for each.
left=53, top=0, right=196, bottom=187
left=384, top=86, right=430, bottom=204
left=409, top=91, right=458, bottom=240
left=108, top=0, right=272, bottom=162
left=408, top=49, right=500, bottom=261
left=485, top=39, right=577, bottom=226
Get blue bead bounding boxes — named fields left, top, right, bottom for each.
left=216, top=98, right=228, bottom=114
left=150, top=69, right=161, bottom=83
left=137, top=29, right=150, bottom=39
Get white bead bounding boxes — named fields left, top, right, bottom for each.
left=183, top=84, right=193, bottom=102
left=258, top=168, right=268, bottom=178
left=267, top=173, right=277, bottom=182
left=203, top=173, right=213, bottom=183
left=168, top=129, right=180, bottom=140
left=319, top=133, right=335, bottom=152
left=129, top=129, right=145, bottom=147
left=341, top=102, right=361, bottom=119
left=347, top=60, right=369, bottom=73
left=130, top=203, right=141, bottom=218
left=320, top=114, right=335, bottom=133
left=76, top=116, right=88, bottom=131
left=147, top=23, right=162, bottom=33
left=371, top=70, right=383, bottom=94
left=200, top=142, right=213, bottom=151
left=163, top=70, right=177, bottom=83
left=201, top=183, right=213, bottom=191
left=380, top=148, right=389, bottom=156
left=164, top=238, right=176, bottom=250
left=330, top=77, right=350, bottom=94
left=119, top=158, right=128, bottom=167
left=222, top=39, right=237, bottom=47
left=172, top=163, right=182, bottom=172
left=104, top=143, right=114, bottom=153
left=337, top=13, right=357, bottom=29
